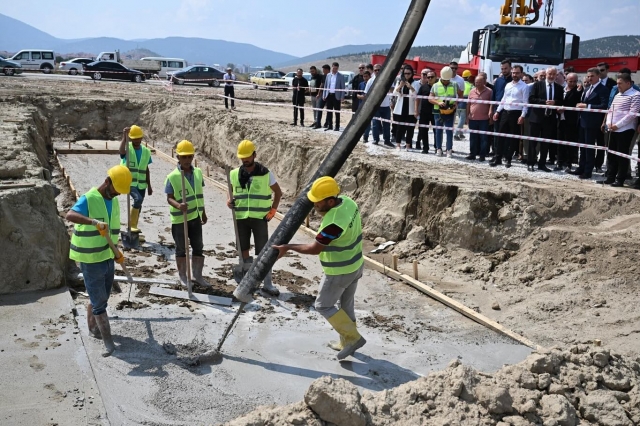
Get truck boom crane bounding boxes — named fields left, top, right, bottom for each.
left=499, top=0, right=542, bottom=25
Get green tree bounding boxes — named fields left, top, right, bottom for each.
left=264, top=65, right=273, bottom=70
left=226, top=62, right=235, bottom=70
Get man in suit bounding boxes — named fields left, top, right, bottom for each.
left=528, top=67, right=564, bottom=172
left=322, top=62, right=346, bottom=132
left=557, top=73, right=581, bottom=171
left=570, top=67, right=610, bottom=179
left=597, top=62, right=617, bottom=91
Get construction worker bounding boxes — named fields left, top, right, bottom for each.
left=164, top=140, right=210, bottom=287
left=119, top=125, right=152, bottom=241
left=66, top=165, right=132, bottom=357
left=226, top=140, right=282, bottom=296
left=455, top=70, right=474, bottom=140
left=272, top=177, right=366, bottom=360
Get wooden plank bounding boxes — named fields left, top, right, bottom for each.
left=113, top=276, right=178, bottom=285
left=55, top=148, right=156, bottom=155
left=149, top=286, right=232, bottom=307
left=0, top=183, right=36, bottom=190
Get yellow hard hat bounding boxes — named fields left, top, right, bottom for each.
left=237, top=140, right=256, bottom=159
left=176, top=140, right=195, bottom=156
left=307, top=176, right=340, bottom=203
left=462, top=70, right=472, bottom=78
left=107, top=165, right=132, bottom=194
left=128, top=125, right=143, bottom=139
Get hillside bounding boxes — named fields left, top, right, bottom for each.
left=329, top=45, right=465, bottom=65
left=568, top=35, right=640, bottom=58
left=275, top=44, right=392, bottom=67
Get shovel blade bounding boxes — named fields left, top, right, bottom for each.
left=121, top=231, right=139, bottom=249
left=232, top=264, right=244, bottom=284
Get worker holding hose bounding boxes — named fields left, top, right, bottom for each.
left=66, top=165, right=132, bottom=357
left=272, top=176, right=366, bottom=360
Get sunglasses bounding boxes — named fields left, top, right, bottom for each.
left=358, top=67, right=364, bottom=69
left=599, top=68, right=606, bottom=72
left=427, top=76, right=436, bottom=79
left=451, top=67, right=458, bottom=70
left=374, top=69, right=381, bottom=72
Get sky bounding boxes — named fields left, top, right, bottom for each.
left=1, top=0, right=638, bottom=57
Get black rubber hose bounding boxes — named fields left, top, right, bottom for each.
left=234, top=0, right=431, bottom=302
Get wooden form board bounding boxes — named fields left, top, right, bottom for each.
left=113, top=276, right=178, bottom=285
left=149, top=286, right=232, bottom=307
left=153, top=146, right=541, bottom=350
left=55, top=148, right=157, bottom=155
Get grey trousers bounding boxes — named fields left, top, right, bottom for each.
left=314, top=265, right=364, bottom=321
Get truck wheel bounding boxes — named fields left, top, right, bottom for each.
left=69, top=68, right=78, bottom=75
left=3, top=67, right=14, bottom=76
left=41, top=65, right=53, bottom=74
left=253, top=84, right=258, bottom=89
left=212, top=79, right=220, bottom=87
left=133, top=74, right=142, bottom=83
left=93, top=72, right=102, bottom=81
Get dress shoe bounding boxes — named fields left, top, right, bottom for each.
left=568, top=169, right=583, bottom=176
left=595, top=167, right=603, bottom=174
left=290, top=122, right=297, bottom=126
left=489, top=159, right=502, bottom=167
left=538, top=165, right=552, bottom=172
left=479, top=156, right=485, bottom=162
left=563, top=166, right=572, bottom=173
left=323, top=123, right=331, bottom=129
left=553, top=165, right=563, bottom=171
left=611, top=181, right=624, bottom=187
left=527, top=165, right=535, bottom=172
left=597, top=179, right=614, bottom=185
left=465, top=155, right=475, bottom=160
left=578, top=174, right=591, bottom=180
left=505, top=160, right=512, bottom=168
left=421, top=150, right=429, bottom=154
left=334, top=126, right=340, bottom=131
left=324, top=127, right=331, bottom=131
left=300, top=122, right=305, bottom=127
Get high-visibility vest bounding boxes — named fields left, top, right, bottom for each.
left=165, top=167, right=204, bottom=224
left=432, top=82, right=458, bottom=113
left=69, top=188, right=120, bottom=263
left=463, top=81, right=473, bottom=97
left=121, top=143, right=151, bottom=190
left=230, top=168, right=272, bottom=220
left=318, top=196, right=364, bottom=276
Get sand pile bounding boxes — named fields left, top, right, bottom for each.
left=226, top=345, right=640, bottom=426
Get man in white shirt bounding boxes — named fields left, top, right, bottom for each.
left=321, top=62, right=346, bottom=131
left=223, top=67, right=236, bottom=110
left=490, top=65, right=528, bottom=168
left=598, top=73, right=640, bottom=187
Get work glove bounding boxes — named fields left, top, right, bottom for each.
left=92, top=219, right=109, bottom=237
left=114, top=252, right=125, bottom=264
left=265, top=208, right=277, bottom=222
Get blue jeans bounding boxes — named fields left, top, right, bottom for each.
left=435, top=114, right=454, bottom=151
left=373, top=106, right=391, bottom=143
left=315, top=97, right=326, bottom=126
left=455, top=108, right=467, bottom=136
left=130, top=187, right=146, bottom=209
left=80, top=260, right=115, bottom=315
left=469, top=119, right=489, bottom=156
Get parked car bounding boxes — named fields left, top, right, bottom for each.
left=283, top=71, right=312, bottom=86
left=250, top=70, right=288, bottom=90
left=0, top=56, right=23, bottom=76
left=169, top=65, right=224, bottom=87
left=83, top=61, right=146, bottom=83
left=8, top=49, right=56, bottom=73
left=58, top=58, right=93, bottom=75
left=341, top=71, right=355, bottom=96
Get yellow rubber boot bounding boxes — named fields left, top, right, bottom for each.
left=326, top=309, right=366, bottom=360
left=327, top=335, right=345, bottom=351
left=130, top=208, right=141, bottom=233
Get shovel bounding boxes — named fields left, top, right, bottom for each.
left=121, top=143, right=139, bottom=249
left=225, top=166, right=247, bottom=284
left=104, top=231, right=135, bottom=301
left=181, top=168, right=193, bottom=298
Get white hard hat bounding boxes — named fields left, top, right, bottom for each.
left=440, top=66, right=453, bottom=80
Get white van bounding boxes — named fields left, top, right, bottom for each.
left=340, top=71, right=355, bottom=96
left=141, top=57, right=187, bottom=78
left=10, top=50, right=56, bottom=73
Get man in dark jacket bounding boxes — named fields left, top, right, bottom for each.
left=414, top=69, right=435, bottom=153
left=527, top=67, right=564, bottom=172
left=291, top=68, right=309, bottom=126
left=351, top=64, right=365, bottom=112
left=557, top=72, right=581, bottom=171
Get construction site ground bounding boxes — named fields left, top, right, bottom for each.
left=1, top=75, right=640, bottom=425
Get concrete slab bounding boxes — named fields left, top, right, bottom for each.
left=0, top=288, right=108, bottom=425
left=57, top=145, right=532, bottom=424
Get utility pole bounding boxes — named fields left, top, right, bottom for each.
left=543, top=0, right=554, bottom=27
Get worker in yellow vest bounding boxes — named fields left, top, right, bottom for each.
left=119, top=125, right=153, bottom=240
left=454, top=70, right=474, bottom=141
left=227, top=140, right=282, bottom=296
left=66, top=165, right=132, bottom=357
left=272, top=177, right=366, bottom=360
left=164, top=140, right=210, bottom=287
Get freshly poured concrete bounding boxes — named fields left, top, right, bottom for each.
left=54, top=144, right=532, bottom=424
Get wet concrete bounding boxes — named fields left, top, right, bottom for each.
left=57, top=141, right=531, bottom=424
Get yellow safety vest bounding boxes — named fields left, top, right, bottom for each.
left=230, top=168, right=272, bottom=220
left=463, top=81, right=473, bottom=97
left=121, top=143, right=151, bottom=190
left=432, top=82, right=457, bottom=114
left=165, top=167, right=204, bottom=224
left=318, top=196, right=364, bottom=276
left=69, top=188, right=120, bottom=263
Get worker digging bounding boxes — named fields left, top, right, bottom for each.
left=272, top=176, right=367, bottom=360
left=164, top=140, right=211, bottom=288
left=226, top=139, right=282, bottom=296
left=119, top=125, right=153, bottom=243
left=65, top=165, right=132, bottom=357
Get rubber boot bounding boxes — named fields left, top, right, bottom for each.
left=111, top=282, right=122, bottom=294
left=130, top=207, right=141, bottom=233
left=87, top=304, right=101, bottom=339
left=191, top=256, right=211, bottom=288
left=176, top=257, right=189, bottom=287
left=326, top=309, right=366, bottom=360
left=94, top=313, right=115, bottom=357
left=328, top=320, right=356, bottom=351
left=261, top=270, right=280, bottom=297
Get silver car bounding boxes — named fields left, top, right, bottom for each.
left=58, top=58, right=93, bottom=75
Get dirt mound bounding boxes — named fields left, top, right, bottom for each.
left=226, top=346, right=640, bottom=426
